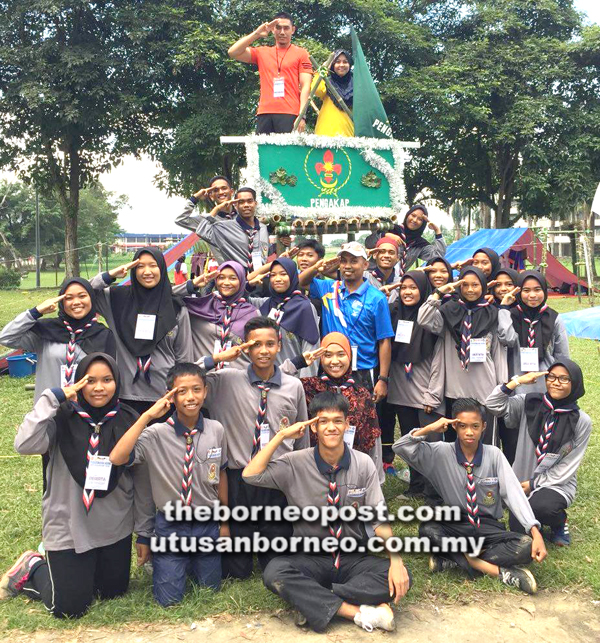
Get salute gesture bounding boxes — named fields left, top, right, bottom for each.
left=302, top=347, right=326, bottom=366
left=212, top=340, right=257, bottom=364
left=278, top=417, right=318, bottom=441
left=507, top=371, right=549, bottom=390
left=144, top=388, right=177, bottom=421
left=254, top=18, right=280, bottom=39
left=421, top=213, right=441, bottom=235
left=210, top=198, right=239, bottom=217
left=316, top=256, right=340, bottom=274
left=248, top=272, right=270, bottom=287
left=501, top=286, right=521, bottom=307
left=432, top=279, right=464, bottom=298
left=62, top=374, right=90, bottom=401
left=279, top=246, right=299, bottom=260
left=192, top=269, right=220, bottom=289
left=108, top=259, right=140, bottom=280
left=416, top=416, right=459, bottom=435
left=36, top=293, right=66, bottom=315
left=381, top=282, right=401, bottom=297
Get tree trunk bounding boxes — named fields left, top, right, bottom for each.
left=495, top=149, right=519, bottom=228
left=480, top=202, right=491, bottom=229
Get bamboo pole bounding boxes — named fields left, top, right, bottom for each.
left=293, top=53, right=335, bottom=131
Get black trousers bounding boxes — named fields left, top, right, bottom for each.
left=377, top=399, right=396, bottom=464
left=263, top=553, right=410, bottom=632
left=223, top=468, right=292, bottom=579
left=445, top=397, right=497, bottom=445
left=498, top=416, right=518, bottom=465
left=419, top=519, right=531, bottom=577
left=22, top=535, right=132, bottom=619
left=256, top=113, right=296, bottom=134
left=508, top=488, right=568, bottom=532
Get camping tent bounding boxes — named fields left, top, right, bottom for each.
left=445, top=228, right=587, bottom=291
left=560, top=307, right=600, bottom=340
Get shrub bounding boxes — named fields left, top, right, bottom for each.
left=0, top=266, right=21, bottom=289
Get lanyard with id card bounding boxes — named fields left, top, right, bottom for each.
left=252, top=247, right=263, bottom=271
left=469, top=337, right=487, bottom=363
left=84, top=455, right=112, bottom=491
left=520, top=347, right=539, bottom=372
left=344, top=425, right=356, bottom=449
left=260, top=423, right=271, bottom=449
left=134, top=314, right=156, bottom=340
left=395, top=320, right=414, bottom=344
left=273, top=45, right=290, bottom=98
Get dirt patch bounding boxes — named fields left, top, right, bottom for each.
left=4, top=592, right=600, bottom=642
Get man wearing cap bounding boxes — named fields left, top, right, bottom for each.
left=365, top=237, right=400, bottom=303
left=298, top=242, right=394, bottom=402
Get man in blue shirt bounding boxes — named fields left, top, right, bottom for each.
left=299, top=241, right=393, bottom=403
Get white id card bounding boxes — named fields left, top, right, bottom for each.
left=213, top=339, right=232, bottom=367
left=344, top=425, right=356, bottom=448
left=351, top=345, right=358, bottom=371
left=273, top=76, right=285, bottom=98
left=267, top=308, right=282, bottom=322
left=207, top=447, right=222, bottom=459
left=520, top=347, right=539, bottom=372
left=260, top=423, right=271, bottom=449
left=60, top=364, right=68, bottom=387
left=395, top=320, right=414, bottom=344
left=134, top=314, right=156, bottom=340
left=469, top=338, right=487, bottom=363
left=84, top=456, right=112, bottom=491
left=252, top=248, right=263, bottom=272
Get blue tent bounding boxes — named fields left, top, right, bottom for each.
left=445, top=228, right=526, bottom=264
left=559, top=307, right=600, bottom=340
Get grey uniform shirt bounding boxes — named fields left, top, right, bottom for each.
left=187, top=316, right=251, bottom=371
left=394, top=430, right=539, bottom=532
left=387, top=336, right=445, bottom=412
left=248, top=296, right=320, bottom=377
left=133, top=414, right=228, bottom=514
left=14, top=389, right=154, bottom=553
left=364, top=270, right=399, bottom=305
left=0, top=310, right=89, bottom=402
left=417, top=295, right=508, bottom=403
left=244, top=445, right=386, bottom=541
left=197, top=359, right=309, bottom=469
left=485, top=384, right=592, bottom=506
left=176, top=199, right=269, bottom=268
left=497, top=308, right=570, bottom=393
left=89, top=273, right=193, bottom=402
left=398, top=236, right=447, bottom=274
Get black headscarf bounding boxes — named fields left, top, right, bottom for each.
left=398, top=205, right=430, bottom=250
left=510, top=270, right=558, bottom=358
left=472, top=247, right=501, bottom=282
left=492, top=267, right=519, bottom=306
left=525, top=359, right=585, bottom=454
left=109, top=247, right=180, bottom=357
left=31, top=278, right=116, bottom=358
left=426, top=256, right=455, bottom=300
left=390, top=271, right=437, bottom=364
left=55, top=353, right=138, bottom=498
left=440, top=266, right=498, bottom=348
left=326, top=49, right=353, bottom=111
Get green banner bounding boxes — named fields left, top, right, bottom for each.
left=258, top=143, right=394, bottom=209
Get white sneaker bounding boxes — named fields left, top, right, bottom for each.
left=354, top=604, right=395, bottom=632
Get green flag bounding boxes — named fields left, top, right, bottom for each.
left=351, top=27, right=393, bottom=139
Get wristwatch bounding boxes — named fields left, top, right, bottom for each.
left=377, top=375, right=389, bottom=384
left=434, top=288, right=444, bottom=298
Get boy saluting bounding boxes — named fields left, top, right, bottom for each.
left=394, top=398, right=547, bottom=594
left=243, top=391, right=411, bottom=633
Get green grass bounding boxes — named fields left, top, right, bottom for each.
left=0, top=293, right=599, bottom=632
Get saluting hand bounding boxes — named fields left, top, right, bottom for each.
left=501, top=286, right=521, bottom=307
left=427, top=417, right=459, bottom=434
left=435, top=279, right=464, bottom=296
left=279, top=417, right=318, bottom=441
left=213, top=339, right=257, bottom=363
left=516, top=371, right=549, bottom=386
left=211, top=198, right=239, bottom=216
left=193, top=269, right=220, bottom=288
left=302, top=347, right=326, bottom=366
left=62, top=374, right=90, bottom=401
left=36, top=293, right=66, bottom=315
left=108, top=259, right=140, bottom=280
left=279, top=246, right=299, bottom=260
left=381, top=282, right=401, bottom=297
left=144, top=388, right=177, bottom=421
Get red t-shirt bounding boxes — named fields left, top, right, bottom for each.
left=250, top=45, right=312, bottom=115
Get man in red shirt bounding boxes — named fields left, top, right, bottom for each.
left=228, top=12, right=312, bottom=135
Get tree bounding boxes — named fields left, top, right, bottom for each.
left=393, top=0, right=586, bottom=228
left=0, top=1, right=190, bottom=277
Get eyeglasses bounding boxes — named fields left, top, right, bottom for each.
left=546, top=374, right=571, bottom=384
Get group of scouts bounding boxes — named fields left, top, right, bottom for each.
left=0, top=177, right=591, bottom=634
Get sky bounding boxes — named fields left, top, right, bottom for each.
left=7, top=2, right=600, bottom=234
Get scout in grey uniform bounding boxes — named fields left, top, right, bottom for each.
left=197, top=316, right=309, bottom=579
left=89, top=246, right=192, bottom=415
left=394, top=398, right=547, bottom=595
left=0, top=354, right=153, bottom=618
left=183, top=260, right=257, bottom=369
left=497, top=270, right=569, bottom=394
left=0, top=277, right=116, bottom=403
left=109, top=363, right=229, bottom=606
left=485, top=359, right=590, bottom=547
left=243, top=391, right=411, bottom=633
left=249, top=257, right=320, bottom=377
left=417, top=266, right=508, bottom=444
left=387, top=270, right=445, bottom=498
left=175, top=186, right=269, bottom=270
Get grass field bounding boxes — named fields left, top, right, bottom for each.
left=0, top=290, right=598, bottom=632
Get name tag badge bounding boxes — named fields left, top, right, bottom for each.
left=479, top=477, right=499, bottom=485
left=347, top=487, right=366, bottom=498
left=60, top=364, right=68, bottom=387
left=252, top=248, right=263, bottom=272
left=343, top=425, right=356, bottom=448
left=267, top=307, right=283, bottom=322
left=84, top=456, right=112, bottom=491
left=207, top=447, right=222, bottom=459
left=534, top=452, right=560, bottom=473
left=395, top=320, right=414, bottom=344
left=260, top=423, right=271, bottom=449
left=351, top=345, right=358, bottom=371
left=273, top=76, right=285, bottom=98
left=134, top=314, right=156, bottom=340
left=520, top=347, right=539, bottom=372
left=469, top=338, right=487, bottom=363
